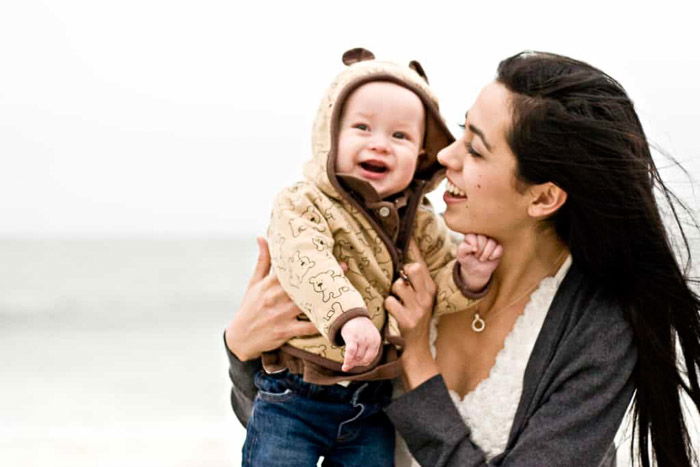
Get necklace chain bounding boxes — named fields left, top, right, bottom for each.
left=471, top=250, right=568, bottom=333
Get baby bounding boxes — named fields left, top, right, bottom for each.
left=242, top=49, right=500, bottom=466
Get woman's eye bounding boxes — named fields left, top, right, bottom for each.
left=466, top=142, right=482, bottom=158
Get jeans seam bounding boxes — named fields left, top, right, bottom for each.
left=336, top=383, right=368, bottom=441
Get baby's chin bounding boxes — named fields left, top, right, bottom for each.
left=364, top=179, right=395, bottom=199
left=348, top=170, right=405, bottom=199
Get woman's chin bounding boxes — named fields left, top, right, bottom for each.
left=442, top=205, right=469, bottom=233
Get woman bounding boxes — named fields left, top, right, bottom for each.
left=225, top=51, right=700, bottom=466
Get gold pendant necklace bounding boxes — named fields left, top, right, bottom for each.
left=471, top=250, right=568, bottom=333
left=470, top=282, right=539, bottom=333
left=471, top=313, right=486, bottom=332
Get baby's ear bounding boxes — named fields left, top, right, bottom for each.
left=409, top=60, right=429, bottom=83
left=342, top=48, right=375, bottom=65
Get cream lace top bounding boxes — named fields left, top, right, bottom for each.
left=395, top=256, right=572, bottom=466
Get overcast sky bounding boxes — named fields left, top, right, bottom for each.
left=1, top=1, right=699, bottom=237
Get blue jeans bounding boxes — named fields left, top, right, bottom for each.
left=242, top=370, right=395, bottom=466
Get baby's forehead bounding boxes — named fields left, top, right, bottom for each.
left=340, top=81, right=426, bottom=123
left=345, top=80, right=421, bottom=102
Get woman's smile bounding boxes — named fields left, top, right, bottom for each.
left=443, top=178, right=467, bottom=204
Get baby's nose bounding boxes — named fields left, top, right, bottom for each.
left=368, top=134, right=390, bottom=153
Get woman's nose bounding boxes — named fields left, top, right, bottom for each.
left=437, top=141, right=461, bottom=169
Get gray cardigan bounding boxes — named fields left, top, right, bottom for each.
left=225, top=263, right=637, bottom=466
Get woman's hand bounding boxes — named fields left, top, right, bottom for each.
left=385, top=242, right=440, bottom=389
left=224, top=237, right=318, bottom=361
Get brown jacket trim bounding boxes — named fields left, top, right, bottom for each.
left=452, top=261, right=491, bottom=299
left=300, top=354, right=402, bottom=385
left=270, top=341, right=402, bottom=385
left=394, top=180, right=428, bottom=266
left=327, top=307, right=371, bottom=346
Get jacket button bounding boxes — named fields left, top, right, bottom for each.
left=378, top=207, right=391, bottom=217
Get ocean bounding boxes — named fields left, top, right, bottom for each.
left=1, top=237, right=699, bottom=466
left=0, top=238, right=255, bottom=467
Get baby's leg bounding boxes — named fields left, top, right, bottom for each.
left=242, top=371, right=395, bottom=466
left=242, top=371, right=325, bottom=466
left=321, top=380, right=395, bottom=466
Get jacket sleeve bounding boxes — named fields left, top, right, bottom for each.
left=223, top=332, right=260, bottom=427
left=385, top=302, right=636, bottom=466
left=268, top=187, right=369, bottom=345
left=411, top=204, right=484, bottom=317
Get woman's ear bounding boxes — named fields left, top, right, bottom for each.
left=527, top=182, right=567, bottom=218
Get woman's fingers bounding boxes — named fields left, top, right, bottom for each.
left=288, top=320, right=319, bottom=338
left=384, top=295, right=401, bottom=316
left=384, top=292, right=420, bottom=333
left=404, top=262, right=436, bottom=298
left=392, top=265, right=430, bottom=310
left=248, top=237, right=272, bottom=288
left=407, top=239, right=427, bottom=267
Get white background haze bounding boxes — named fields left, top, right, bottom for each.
left=1, top=0, right=699, bottom=237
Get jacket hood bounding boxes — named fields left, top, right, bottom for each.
left=303, top=48, right=454, bottom=204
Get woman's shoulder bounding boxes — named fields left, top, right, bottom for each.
left=553, top=262, right=634, bottom=349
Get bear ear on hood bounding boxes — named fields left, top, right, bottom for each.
left=409, top=60, right=429, bottom=83
left=342, top=48, right=375, bottom=65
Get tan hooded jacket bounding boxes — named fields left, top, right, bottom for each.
left=265, top=49, right=482, bottom=384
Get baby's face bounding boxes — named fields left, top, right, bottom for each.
left=336, top=81, right=425, bottom=198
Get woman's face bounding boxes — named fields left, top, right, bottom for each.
left=437, top=81, right=531, bottom=240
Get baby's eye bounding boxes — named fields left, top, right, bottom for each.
left=393, top=131, right=408, bottom=140
left=354, top=123, right=369, bottom=131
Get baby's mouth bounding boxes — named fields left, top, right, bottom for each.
left=359, top=161, right=388, bottom=173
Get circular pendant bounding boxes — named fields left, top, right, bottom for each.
left=471, top=313, right=485, bottom=333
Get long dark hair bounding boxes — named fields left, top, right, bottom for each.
left=497, top=51, right=700, bottom=466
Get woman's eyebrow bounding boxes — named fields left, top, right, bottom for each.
left=469, top=124, right=492, bottom=152
left=463, top=111, right=492, bottom=151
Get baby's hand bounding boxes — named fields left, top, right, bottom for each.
left=340, top=316, right=381, bottom=372
left=456, top=233, right=503, bottom=292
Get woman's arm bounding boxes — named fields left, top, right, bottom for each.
left=224, top=237, right=317, bottom=426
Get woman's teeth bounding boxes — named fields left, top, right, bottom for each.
left=446, top=180, right=467, bottom=197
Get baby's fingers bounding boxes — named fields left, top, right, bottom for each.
left=463, top=233, right=478, bottom=249
left=457, top=241, right=476, bottom=259
left=490, top=244, right=504, bottom=261
left=475, top=234, right=487, bottom=254
left=480, top=239, right=498, bottom=262
left=342, top=341, right=358, bottom=372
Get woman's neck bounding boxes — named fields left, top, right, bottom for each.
left=489, top=227, right=569, bottom=308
